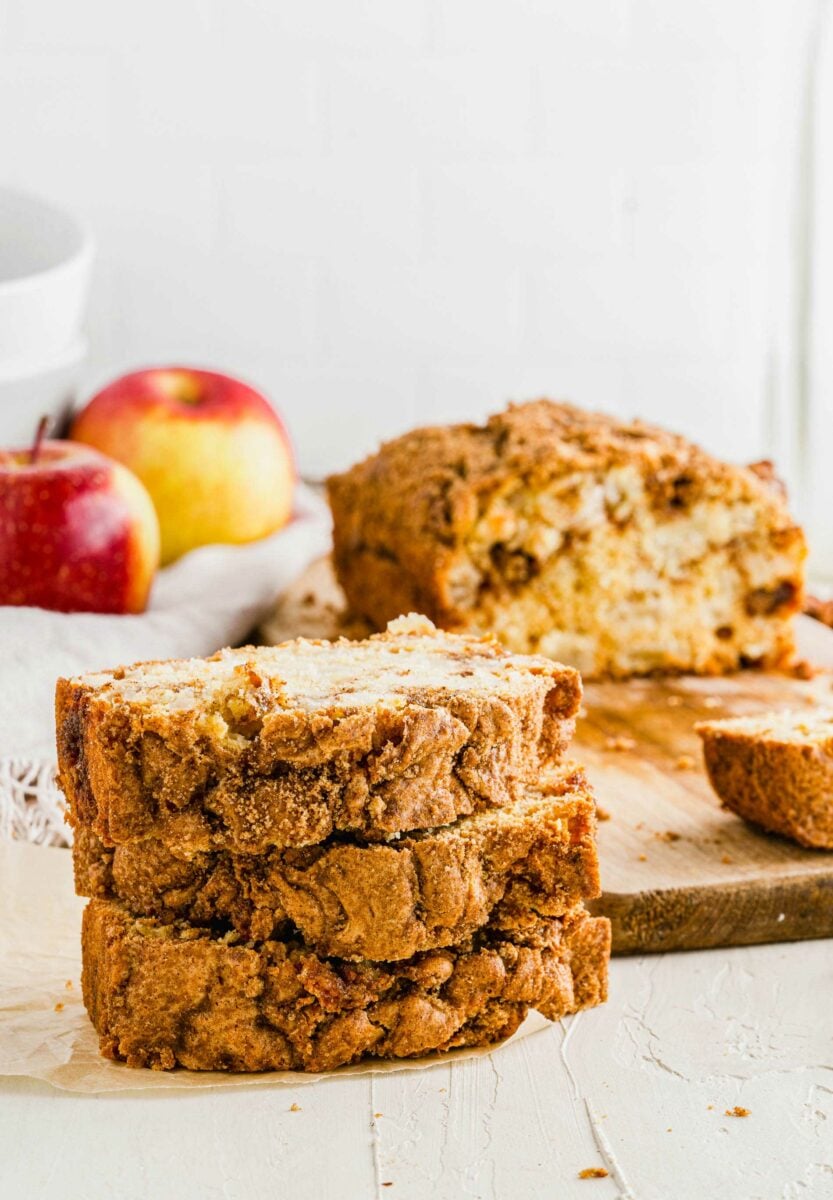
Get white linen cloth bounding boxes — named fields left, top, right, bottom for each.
left=0, top=483, right=331, bottom=844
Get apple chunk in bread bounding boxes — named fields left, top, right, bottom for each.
left=328, top=400, right=806, bottom=679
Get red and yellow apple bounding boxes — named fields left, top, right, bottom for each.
left=70, top=368, right=295, bottom=565
left=0, top=438, right=159, bottom=613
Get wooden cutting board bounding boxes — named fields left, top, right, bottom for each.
left=259, top=558, right=833, bottom=955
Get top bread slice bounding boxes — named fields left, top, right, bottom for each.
left=57, top=614, right=581, bottom=850
left=696, top=709, right=833, bottom=849
left=328, top=400, right=806, bottom=679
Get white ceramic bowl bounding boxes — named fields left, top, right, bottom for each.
left=0, top=337, right=88, bottom=448
left=0, top=189, right=94, bottom=364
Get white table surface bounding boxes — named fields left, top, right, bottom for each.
left=2, top=936, right=832, bottom=1200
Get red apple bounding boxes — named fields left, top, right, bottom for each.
left=70, top=367, right=295, bottom=565
left=0, top=433, right=160, bottom=614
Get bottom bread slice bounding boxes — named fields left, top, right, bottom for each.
left=82, top=900, right=610, bottom=1073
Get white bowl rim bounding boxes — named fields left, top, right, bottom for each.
left=0, top=188, right=95, bottom=295
left=0, top=334, right=88, bottom=383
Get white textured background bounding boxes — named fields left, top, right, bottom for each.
left=1, top=0, right=831, bottom=568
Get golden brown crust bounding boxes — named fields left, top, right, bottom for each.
left=73, top=768, right=601, bottom=961
left=81, top=899, right=610, bottom=1072
left=57, top=617, right=581, bottom=851
left=328, top=400, right=806, bottom=679
left=697, top=715, right=833, bottom=849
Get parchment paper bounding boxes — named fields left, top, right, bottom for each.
left=0, top=842, right=550, bottom=1093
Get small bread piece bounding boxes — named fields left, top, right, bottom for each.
left=57, top=614, right=581, bottom=850
left=73, top=767, right=601, bottom=961
left=81, top=899, right=610, bottom=1073
left=696, top=710, right=833, bottom=848
left=328, top=400, right=806, bottom=679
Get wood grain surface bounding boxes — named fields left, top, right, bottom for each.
left=259, top=558, right=833, bottom=955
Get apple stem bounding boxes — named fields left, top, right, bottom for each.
left=31, top=416, right=50, bottom=465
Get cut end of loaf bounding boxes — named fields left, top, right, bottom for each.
left=329, top=399, right=806, bottom=679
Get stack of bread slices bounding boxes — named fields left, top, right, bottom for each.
left=56, top=615, right=610, bottom=1073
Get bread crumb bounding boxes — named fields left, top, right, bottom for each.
left=725, top=1106, right=750, bottom=1118
left=382, top=1184, right=394, bottom=1189
left=702, top=697, right=722, bottom=709
left=596, top=806, right=611, bottom=822
left=65, top=980, right=73, bottom=989
left=656, top=830, right=681, bottom=843
left=675, top=754, right=696, bottom=770
left=606, top=735, right=636, bottom=752
left=289, top=1103, right=301, bottom=1112
left=721, top=854, right=733, bottom=865
left=666, top=1127, right=672, bottom=1132
left=578, top=1168, right=609, bottom=1180
left=805, top=594, right=833, bottom=628
left=374, top=1112, right=383, bottom=1118
left=666, top=695, right=683, bottom=707
left=707, top=1104, right=714, bottom=1111
left=792, top=659, right=817, bottom=680
left=54, top=1002, right=64, bottom=1012
left=637, top=853, right=648, bottom=862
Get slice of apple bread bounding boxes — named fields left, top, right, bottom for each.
left=73, top=765, right=601, bottom=962
left=328, top=400, right=806, bottom=679
left=57, top=614, right=581, bottom=850
left=696, top=710, right=833, bottom=848
left=82, top=898, right=610, bottom=1073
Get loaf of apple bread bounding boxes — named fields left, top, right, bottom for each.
left=57, top=614, right=581, bottom=850
left=82, top=898, right=610, bottom=1072
left=697, top=710, right=833, bottom=848
left=328, top=400, right=806, bottom=679
left=73, top=765, right=600, bottom=962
